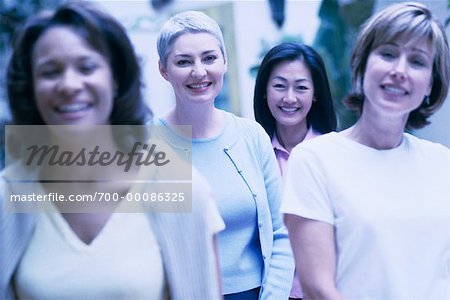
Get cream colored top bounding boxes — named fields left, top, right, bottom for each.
left=15, top=202, right=165, bottom=300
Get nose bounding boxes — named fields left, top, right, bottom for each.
left=390, top=56, right=407, bottom=80
left=57, top=68, right=83, bottom=96
left=191, top=62, right=207, bottom=78
left=282, top=88, right=296, bottom=104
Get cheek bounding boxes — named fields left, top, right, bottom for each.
left=211, top=64, right=227, bottom=77
left=424, top=71, right=433, bottom=95
left=363, top=56, right=382, bottom=80
left=266, top=95, right=279, bottom=117
left=266, top=90, right=276, bottom=106
left=33, top=80, right=51, bottom=105
left=166, top=69, right=187, bottom=85
left=303, top=95, right=314, bottom=110
left=266, top=85, right=280, bottom=101
left=362, top=63, right=381, bottom=91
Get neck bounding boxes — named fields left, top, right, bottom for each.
left=275, top=121, right=309, bottom=153
left=343, top=110, right=407, bottom=150
left=164, top=103, right=224, bottom=139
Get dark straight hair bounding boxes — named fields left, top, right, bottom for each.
left=253, top=42, right=336, bottom=137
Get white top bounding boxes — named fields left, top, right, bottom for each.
left=2, top=146, right=225, bottom=300
left=281, top=132, right=450, bottom=300
left=15, top=202, right=165, bottom=300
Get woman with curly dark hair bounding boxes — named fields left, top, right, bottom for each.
left=1, top=3, right=223, bottom=299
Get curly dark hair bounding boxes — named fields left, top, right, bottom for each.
left=7, top=1, right=151, bottom=125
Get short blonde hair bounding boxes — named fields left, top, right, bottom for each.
left=157, top=11, right=227, bottom=68
left=346, top=2, right=449, bottom=129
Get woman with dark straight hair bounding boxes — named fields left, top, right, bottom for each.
left=254, top=42, right=336, bottom=177
left=253, top=42, right=336, bottom=299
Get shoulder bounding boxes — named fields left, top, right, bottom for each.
left=404, top=133, right=450, bottom=167
left=288, top=132, right=349, bottom=173
left=404, top=133, right=450, bottom=158
left=226, top=112, right=267, bottom=136
left=292, top=132, right=341, bottom=155
left=224, top=112, right=270, bottom=147
left=0, top=162, right=32, bottom=193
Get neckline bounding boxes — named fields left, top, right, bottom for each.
left=334, top=131, right=409, bottom=153
left=158, top=110, right=229, bottom=143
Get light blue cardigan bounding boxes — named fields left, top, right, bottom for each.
left=157, top=111, right=294, bottom=299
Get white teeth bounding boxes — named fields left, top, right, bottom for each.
left=189, top=82, right=210, bottom=89
left=383, top=86, right=406, bottom=95
left=57, top=103, right=90, bottom=113
left=280, top=107, right=299, bottom=112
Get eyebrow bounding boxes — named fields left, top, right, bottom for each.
left=173, top=50, right=218, bottom=58
left=383, top=42, right=431, bottom=57
left=34, top=55, right=96, bottom=67
left=272, top=76, right=311, bottom=83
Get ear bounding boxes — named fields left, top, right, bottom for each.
left=158, top=60, right=169, bottom=81
left=223, top=55, right=228, bottom=73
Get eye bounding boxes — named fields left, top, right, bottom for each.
left=38, top=66, right=61, bottom=79
left=79, top=62, right=98, bottom=75
left=410, top=55, right=427, bottom=67
left=376, top=45, right=398, bottom=60
left=203, top=55, right=217, bottom=63
left=176, top=59, right=191, bottom=66
left=296, top=85, right=309, bottom=91
left=272, top=83, right=286, bottom=89
left=380, top=51, right=396, bottom=59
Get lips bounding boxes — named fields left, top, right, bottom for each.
left=381, top=84, right=408, bottom=96
left=55, top=103, right=92, bottom=113
left=279, top=106, right=300, bottom=113
left=186, top=82, right=212, bottom=90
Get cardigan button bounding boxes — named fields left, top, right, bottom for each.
left=258, top=223, right=263, bottom=228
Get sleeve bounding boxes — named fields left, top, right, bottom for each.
left=255, top=125, right=295, bottom=300
left=149, top=167, right=223, bottom=300
left=193, top=168, right=225, bottom=235
left=280, top=145, right=334, bottom=225
left=0, top=173, right=36, bottom=300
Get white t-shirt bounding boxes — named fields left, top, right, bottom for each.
left=15, top=202, right=165, bottom=300
left=281, top=132, right=450, bottom=300
left=12, top=158, right=224, bottom=300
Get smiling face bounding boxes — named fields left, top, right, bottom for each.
left=362, top=37, right=435, bottom=120
left=32, top=26, right=115, bottom=125
left=266, top=59, right=314, bottom=130
left=159, top=32, right=227, bottom=106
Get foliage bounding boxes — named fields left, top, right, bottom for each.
left=249, top=34, right=303, bottom=78
left=313, top=0, right=375, bottom=130
left=0, top=0, right=62, bottom=51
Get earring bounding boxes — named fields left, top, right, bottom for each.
left=313, top=97, right=317, bottom=103
left=423, top=95, right=430, bottom=106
